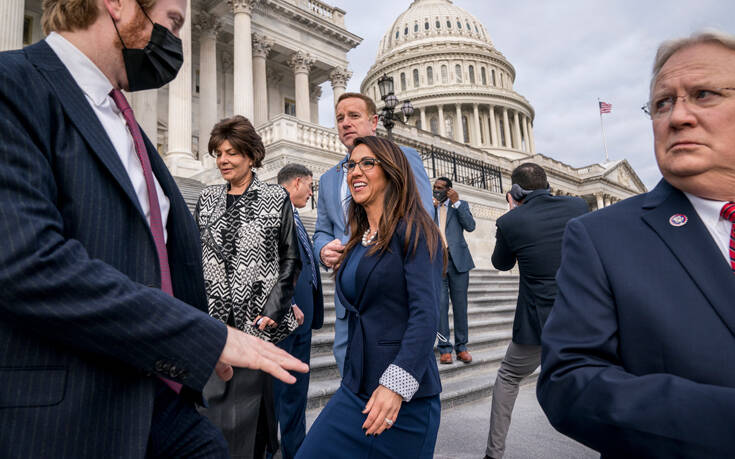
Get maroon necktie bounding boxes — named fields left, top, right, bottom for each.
left=721, top=202, right=735, bottom=273
left=110, top=89, right=181, bottom=393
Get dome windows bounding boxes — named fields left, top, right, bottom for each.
left=404, top=27, right=408, bottom=35
left=446, top=20, right=452, bottom=28
left=469, top=65, right=475, bottom=84
left=395, top=30, right=399, bottom=39
left=413, top=69, right=420, bottom=88
left=425, top=21, right=429, bottom=30
left=414, top=23, right=419, bottom=33
left=400, top=72, right=407, bottom=91
left=435, top=20, right=440, bottom=29
left=481, top=67, right=487, bottom=85
left=441, top=65, right=448, bottom=84
left=455, top=64, right=462, bottom=83
left=427, top=66, right=433, bottom=85
left=457, top=21, right=462, bottom=29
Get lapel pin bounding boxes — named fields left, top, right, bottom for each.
left=669, top=214, right=687, bottom=227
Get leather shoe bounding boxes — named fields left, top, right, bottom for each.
left=439, top=353, right=453, bottom=364
left=456, top=350, right=472, bottom=364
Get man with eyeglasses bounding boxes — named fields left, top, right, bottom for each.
left=313, top=92, right=433, bottom=376
left=537, top=30, right=735, bottom=458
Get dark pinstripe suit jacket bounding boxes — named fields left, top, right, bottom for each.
left=0, top=41, right=228, bottom=457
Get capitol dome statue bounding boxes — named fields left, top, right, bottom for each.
left=362, top=0, right=535, bottom=160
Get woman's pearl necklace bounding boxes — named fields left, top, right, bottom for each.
left=361, top=228, right=378, bottom=246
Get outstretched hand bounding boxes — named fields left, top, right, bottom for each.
left=216, top=325, right=309, bottom=384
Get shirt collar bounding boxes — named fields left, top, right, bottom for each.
left=45, top=32, right=114, bottom=107
left=684, top=192, right=728, bottom=227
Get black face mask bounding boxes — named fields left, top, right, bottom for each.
left=433, top=189, right=447, bottom=202
left=112, top=4, right=183, bottom=91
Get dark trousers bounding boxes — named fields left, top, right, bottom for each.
left=146, top=379, right=229, bottom=458
left=273, top=331, right=313, bottom=459
left=438, top=259, right=470, bottom=354
left=296, top=385, right=440, bottom=459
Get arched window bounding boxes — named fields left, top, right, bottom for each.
left=466, top=22, right=471, bottom=31
left=427, top=66, right=433, bottom=85
left=400, top=72, right=406, bottom=91
left=469, top=65, right=475, bottom=84
left=436, top=20, right=440, bottom=29
left=462, top=116, right=469, bottom=143
left=425, top=21, right=430, bottom=30
left=500, top=73, right=504, bottom=88
left=455, top=64, right=462, bottom=83
left=414, top=24, right=418, bottom=33
left=457, top=21, right=462, bottom=29
left=404, top=27, right=408, bottom=35
left=430, top=116, right=438, bottom=134
left=413, top=69, right=419, bottom=88
left=445, top=117, right=454, bottom=139
left=395, top=30, right=399, bottom=39
left=441, top=65, right=448, bottom=84
left=491, top=69, right=496, bottom=86
left=481, top=67, right=487, bottom=85
left=447, top=20, right=452, bottom=28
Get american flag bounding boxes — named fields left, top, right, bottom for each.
left=599, top=101, right=612, bottom=114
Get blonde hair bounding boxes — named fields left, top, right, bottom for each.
left=42, top=0, right=157, bottom=35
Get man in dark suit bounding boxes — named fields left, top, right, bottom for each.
left=433, top=177, right=476, bottom=364
left=537, top=31, right=735, bottom=458
left=274, top=164, right=324, bottom=459
left=0, top=0, right=306, bottom=456
left=484, top=163, right=588, bottom=459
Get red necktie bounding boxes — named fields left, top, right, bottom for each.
left=720, top=202, right=735, bottom=273
left=109, top=89, right=181, bottom=393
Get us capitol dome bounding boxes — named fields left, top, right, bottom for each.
left=362, top=0, right=535, bottom=159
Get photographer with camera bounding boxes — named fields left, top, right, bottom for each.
left=483, top=163, right=588, bottom=459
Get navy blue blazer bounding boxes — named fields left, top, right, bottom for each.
left=492, top=190, right=588, bottom=345
left=292, top=219, right=324, bottom=335
left=335, top=222, right=443, bottom=400
left=435, top=200, right=476, bottom=273
left=538, top=180, right=735, bottom=458
left=0, top=42, right=227, bottom=457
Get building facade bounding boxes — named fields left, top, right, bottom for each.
left=3, top=0, right=647, bottom=268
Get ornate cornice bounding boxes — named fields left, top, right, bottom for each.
left=288, top=51, right=315, bottom=74
left=194, top=12, right=221, bottom=38
left=251, top=33, right=274, bottom=58
left=329, top=66, right=352, bottom=88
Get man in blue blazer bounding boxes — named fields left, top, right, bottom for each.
left=274, top=164, right=324, bottom=459
left=537, top=31, right=735, bottom=458
left=313, top=92, right=433, bottom=375
left=0, top=1, right=306, bottom=456
left=432, top=177, right=476, bottom=364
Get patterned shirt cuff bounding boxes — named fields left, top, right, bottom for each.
left=379, top=364, right=419, bottom=402
left=452, top=200, right=462, bottom=209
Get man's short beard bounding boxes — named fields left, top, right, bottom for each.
left=115, top=5, right=151, bottom=51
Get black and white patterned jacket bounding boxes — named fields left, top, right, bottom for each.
left=195, top=174, right=301, bottom=343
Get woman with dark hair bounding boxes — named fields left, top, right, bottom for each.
left=195, top=115, right=301, bottom=458
left=297, top=136, right=444, bottom=458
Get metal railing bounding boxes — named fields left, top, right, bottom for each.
left=419, top=146, right=503, bottom=193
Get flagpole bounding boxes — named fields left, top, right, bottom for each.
left=598, top=98, right=609, bottom=162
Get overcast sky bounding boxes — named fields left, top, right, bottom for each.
left=317, top=0, right=734, bottom=190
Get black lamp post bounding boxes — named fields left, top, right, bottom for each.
left=377, top=74, right=414, bottom=139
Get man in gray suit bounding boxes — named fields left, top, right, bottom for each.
left=433, top=177, right=476, bottom=365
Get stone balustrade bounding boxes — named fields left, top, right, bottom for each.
left=258, top=114, right=346, bottom=155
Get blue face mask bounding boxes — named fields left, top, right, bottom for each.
left=112, top=3, right=184, bottom=91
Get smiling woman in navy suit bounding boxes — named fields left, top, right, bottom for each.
left=297, top=136, right=444, bottom=459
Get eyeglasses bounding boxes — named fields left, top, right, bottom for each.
left=642, top=87, right=735, bottom=119
left=345, top=158, right=381, bottom=173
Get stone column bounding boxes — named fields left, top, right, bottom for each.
left=196, top=13, right=220, bottom=168
left=513, top=110, right=522, bottom=150
left=0, top=0, right=24, bottom=51
left=521, top=114, right=529, bottom=153
left=166, top=0, right=200, bottom=176
left=329, top=67, right=352, bottom=104
left=222, top=53, right=234, bottom=117
left=438, top=105, right=446, bottom=137
left=129, top=90, right=158, bottom=148
left=310, top=85, right=321, bottom=124
left=488, top=105, right=497, bottom=147
left=455, top=104, right=463, bottom=142
left=289, top=51, right=314, bottom=122
left=603, top=194, right=610, bottom=207
left=596, top=193, right=605, bottom=210
left=251, top=33, right=273, bottom=126
left=267, top=69, right=283, bottom=120
left=420, top=107, right=427, bottom=131
left=502, top=108, right=511, bottom=148
left=231, top=0, right=257, bottom=118
left=472, top=103, right=481, bottom=147
left=527, top=118, right=536, bottom=154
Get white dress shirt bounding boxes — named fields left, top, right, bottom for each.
left=685, top=192, right=731, bottom=264
left=45, top=32, right=170, bottom=242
